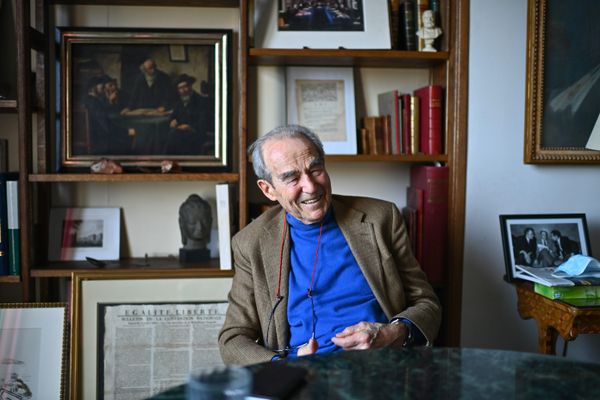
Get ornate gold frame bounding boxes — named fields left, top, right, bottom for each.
left=524, top=0, right=600, bottom=164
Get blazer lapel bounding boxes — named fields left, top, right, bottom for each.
left=333, top=198, right=389, bottom=316
left=258, top=208, right=291, bottom=349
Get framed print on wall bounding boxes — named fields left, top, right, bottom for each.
left=499, top=213, right=591, bottom=284
left=286, top=66, right=357, bottom=155
left=254, top=0, right=391, bottom=49
left=57, top=28, right=232, bottom=171
left=70, top=269, right=233, bottom=400
left=524, top=0, right=600, bottom=163
left=48, top=207, right=120, bottom=261
left=0, top=303, right=68, bottom=400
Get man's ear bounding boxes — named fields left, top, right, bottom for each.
left=257, top=179, right=277, bottom=201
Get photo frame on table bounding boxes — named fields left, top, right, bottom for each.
left=524, top=0, right=600, bottom=163
left=499, top=213, right=591, bottom=282
left=0, top=303, right=68, bottom=400
left=48, top=207, right=120, bottom=261
left=57, top=28, right=232, bottom=171
left=286, top=66, right=357, bottom=155
left=254, top=0, right=391, bottom=49
left=70, top=269, right=234, bottom=400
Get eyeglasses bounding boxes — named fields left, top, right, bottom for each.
left=265, top=288, right=317, bottom=356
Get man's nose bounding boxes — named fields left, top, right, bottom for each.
left=299, top=174, right=317, bottom=192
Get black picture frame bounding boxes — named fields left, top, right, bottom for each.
left=524, top=0, right=600, bottom=164
left=499, top=213, right=591, bottom=282
left=57, top=27, right=232, bottom=171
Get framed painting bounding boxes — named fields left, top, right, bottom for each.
left=524, top=0, right=600, bottom=163
left=57, top=28, right=232, bottom=171
left=48, top=207, right=120, bottom=261
left=70, top=269, right=234, bottom=400
left=286, top=66, right=357, bottom=155
left=0, top=303, right=68, bottom=400
left=499, top=213, right=591, bottom=283
left=254, top=0, right=391, bottom=49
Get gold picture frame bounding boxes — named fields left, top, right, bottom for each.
left=70, top=269, right=233, bottom=400
left=58, top=28, right=232, bottom=171
left=524, top=0, right=600, bottom=163
left=0, top=303, right=68, bottom=400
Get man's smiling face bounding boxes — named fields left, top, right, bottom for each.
left=257, top=136, right=332, bottom=224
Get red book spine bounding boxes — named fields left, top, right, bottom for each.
left=406, top=186, right=424, bottom=263
left=401, top=94, right=412, bottom=154
left=414, top=85, right=443, bottom=155
left=409, top=165, right=448, bottom=285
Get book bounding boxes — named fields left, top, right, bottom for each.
left=377, top=90, right=402, bottom=154
left=413, top=84, right=443, bottom=155
left=402, top=206, right=418, bottom=257
left=409, top=95, right=420, bottom=154
left=389, top=0, right=401, bottom=50
left=400, top=0, right=417, bottom=51
left=216, top=183, right=234, bottom=270
left=401, top=94, right=412, bottom=154
left=415, top=0, right=430, bottom=51
left=409, top=165, right=448, bottom=285
left=406, top=186, right=424, bottom=263
left=0, top=172, right=18, bottom=275
left=6, top=179, right=20, bottom=276
left=362, top=116, right=385, bottom=155
left=534, top=282, right=600, bottom=300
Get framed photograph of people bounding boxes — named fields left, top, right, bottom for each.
left=524, top=0, right=600, bottom=163
left=286, top=66, right=357, bottom=155
left=0, top=303, right=68, bottom=400
left=499, top=213, right=591, bottom=283
left=70, top=269, right=233, bottom=400
left=48, top=207, right=120, bottom=261
left=254, top=0, right=391, bottom=49
left=57, top=28, right=232, bottom=171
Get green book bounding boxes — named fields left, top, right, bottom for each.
left=534, top=282, right=600, bottom=300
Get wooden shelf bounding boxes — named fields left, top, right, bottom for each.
left=30, top=257, right=223, bottom=278
left=249, top=48, right=449, bottom=68
left=0, top=275, right=21, bottom=283
left=0, top=100, right=17, bottom=111
left=326, top=154, right=448, bottom=163
left=29, top=172, right=240, bottom=182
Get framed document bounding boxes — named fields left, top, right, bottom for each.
left=286, top=66, right=357, bottom=155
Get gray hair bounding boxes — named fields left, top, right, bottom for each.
left=248, top=125, right=325, bottom=182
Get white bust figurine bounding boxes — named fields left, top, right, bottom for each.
left=416, top=10, right=442, bottom=52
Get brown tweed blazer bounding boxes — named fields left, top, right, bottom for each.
left=218, top=195, right=441, bottom=365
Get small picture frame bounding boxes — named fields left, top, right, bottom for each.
left=499, top=213, right=591, bottom=282
left=70, top=270, right=233, bottom=399
left=254, top=0, right=391, bottom=49
left=0, top=303, right=68, bottom=400
left=286, top=66, right=357, bottom=155
left=48, top=207, right=120, bottom=261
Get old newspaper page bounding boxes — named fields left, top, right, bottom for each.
left=294, top=79, right=347, bottom=141
left=102, top=302, right=227, bottom=400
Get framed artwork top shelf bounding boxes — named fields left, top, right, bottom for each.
left=249, top=48, right=449, bottom=68
left=28, top=172, right=240, bottom=183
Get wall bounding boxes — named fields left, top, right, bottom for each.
left=462, top=0, right=600, bottom=362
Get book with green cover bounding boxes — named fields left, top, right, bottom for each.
left=534, top=282, right=600, bottom=300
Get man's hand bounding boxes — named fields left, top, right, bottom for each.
left=330, top=321, right=408, bottom=350
left=297, top=338, right=318, bottom=357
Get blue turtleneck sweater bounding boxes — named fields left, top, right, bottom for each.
left=286, top=209, right=387, bottom=356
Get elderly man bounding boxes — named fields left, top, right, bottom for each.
left=218, top=125, right=441, bottom=365
left=122, top=57, right=173, bottom=113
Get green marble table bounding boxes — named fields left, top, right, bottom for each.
left=148, top=347, right=600, bottom=399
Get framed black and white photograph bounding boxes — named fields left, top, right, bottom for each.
left=286, top=66, right=357, bottom=155
left=254, top=0, right=390, bottom=49
left=524, top=0, right=600, bottom=163
left=499, top=213, right=591, bottom=282
left=57, top=28, right=232, bottom=171
left=0, top=303, right=68, bottom=400
left=70, top=269, right=233, bottom=400
left=48, top=207, right=120, bottom=261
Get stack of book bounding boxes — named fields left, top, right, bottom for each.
left=369, top=84, right=444, bottom=156
left=534, top=283, right=600, bottom=300
left=402, top=165, right=448, bottom=285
